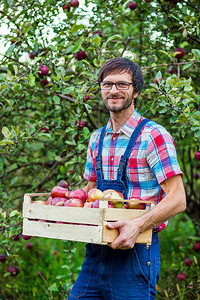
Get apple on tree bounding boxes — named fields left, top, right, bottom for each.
left=127, top=2, right=137, bottom=10
left=174, top=47, right=185, bottom=58
left=195, top=151, right=200, bottom=160
left=38, top=65, right=49, bottom=76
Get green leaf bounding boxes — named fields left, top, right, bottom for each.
left=105, top=34, right=122, bottom=47
left=184, top=86, right=193, bottom=92
left=2, top=127, right=10, bottom=139
left=182, top=63, right=193, bottom=70
left=9, top=210, right=18, bottom=217
left=29, top=73, right=35, bottom=86
left=0, top=140, right=14, bottom=146
left=53, top=95, right=60, bottom=104
left=48, top=283, right=58, bottom=292
left=192, top=49, right=200, bottom=60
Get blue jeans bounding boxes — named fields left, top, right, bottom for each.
left=68, top=232, right=160, bottom=300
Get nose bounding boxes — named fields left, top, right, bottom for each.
left=110, top=83, right=118, bottom=91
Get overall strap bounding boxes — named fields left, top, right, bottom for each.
left=117, top=118, right=150, bottom=179
left=96, top=125, right=107, bottom=179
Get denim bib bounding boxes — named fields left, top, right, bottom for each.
left=96, top=118, right=150, bottom=199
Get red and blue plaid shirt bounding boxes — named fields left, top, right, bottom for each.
left=84, top=110, right=183, bottom=231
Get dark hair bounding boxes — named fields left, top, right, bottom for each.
left=98, top=57, right=143, bottom=106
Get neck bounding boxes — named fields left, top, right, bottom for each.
left=110, top=104, right=135, bottom=133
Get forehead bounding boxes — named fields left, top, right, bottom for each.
left=102, top=71, right=132, bottom=82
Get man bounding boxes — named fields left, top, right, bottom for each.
left=68, top=57, right=186, bottom=299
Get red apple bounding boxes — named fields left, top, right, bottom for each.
left=92, top=199, right=100, bottom=208
left=195, top=151, right=200, bottom=160
left=75, top=50, right=87, bottom=60
left=103, top=190, right=124, bottom=208
left=93, top=31, right=102, bottom=37
left=70, top=0, right=79, bottom=7
left=87, top=188, right=104, bottom=202
left=127, top=2, right=137, bottom=10
left=193, top=242, right=200, bottom=252
left=40, top=79, right=49, bottom=87
left=64, top=198, right=84, bottom=207
left=21, top=234, right=31, bottom=240
left=26, top=242, right=33, bottom=249
left=52, top=197, right=66, bottom=206
left=32, top=200, right=47, bottom=205
left=127, top=200, right=146, bottom=210
left=154, top=77, right=163, bottom=85
left=84, top=202, right=93, bottom=208
left=69, top=189, right=87, bottom=203
left=174, top=47, right=185, bottom=58
left=8, top=266, right=20, bottom=276
left=167, top=66, right=176, bottom=74
left=177, top=272, right=187, bottom=282
left=62, top=3, right=70, bottom=11
left=29, top=51, right=36, bottom=59
left=13, top=234, right=20, bottom=241
left=0, top=254, right=7, bottom=263
left=59, top=180, right=70, bottom=188
left=83, top=93, right=92, bottom=102
left=75, top=120, right=86, bottom=129
left=46, top=196, right=52, bottom=205
left=184, top=258, right=193, bottom=267
left=51, top=186, right=69, bottom=199
left=38, top=65, right=49, bottom=76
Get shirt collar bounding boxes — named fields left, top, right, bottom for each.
left=106, top=110, right=143, bottom=137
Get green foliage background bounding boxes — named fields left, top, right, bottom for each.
left=0, top=0, right=200, bottom=298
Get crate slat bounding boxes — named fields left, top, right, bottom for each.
left=102, top=222, right=152, bottom=245
left=104, top=208, right=148, bottom=221
left=23, top=203, right=104, bottom=225
left=23, top=219, right=104, bottom=244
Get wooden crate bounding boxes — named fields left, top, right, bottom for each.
left=22, top=193, right=154, bottom=245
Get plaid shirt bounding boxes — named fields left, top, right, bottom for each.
left=84, top=110, right=183, bottom=230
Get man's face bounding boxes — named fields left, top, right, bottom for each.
left=100, top=72, right=138, bottom=113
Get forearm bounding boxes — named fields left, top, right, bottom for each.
left=82, top=181, right=96, bottom=193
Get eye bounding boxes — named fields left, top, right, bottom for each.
left=117, top=82, right=129, bottom=88
left=102, top=82, right=112, bottom=87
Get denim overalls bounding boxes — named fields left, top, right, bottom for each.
left=69, top=119, right=161, bottom=300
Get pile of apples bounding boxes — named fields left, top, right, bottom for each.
left=32, top=181, right=146, bottom=210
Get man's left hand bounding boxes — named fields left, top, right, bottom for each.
left=107, top=220, right=140, bottom=250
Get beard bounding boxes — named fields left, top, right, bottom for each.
left=103, top=92, right=134, bottom=112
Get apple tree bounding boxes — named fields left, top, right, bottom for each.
left=0, top=0, right=200, bottom=297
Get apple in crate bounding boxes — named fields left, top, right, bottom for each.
left=84, top=202, right=93, bottom=208
left=69, top=189, right=87, bottom=203
left=92, top=199, right=114, bottom=208
left=64, top=198, right=84, bottom=207
left=128, top=199, right=146, bottom=210
left=32, top=200, right=47, bottom=205
left=87, top=188, right=104, bottom=202
left=46, top=196, right=52, bottom=205
left=51, top=186, right=69, bottom=199
left=52, top=197, right=66, bottom=206
left=103, top=189, right=124, bottom=208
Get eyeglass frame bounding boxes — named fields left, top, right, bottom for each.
left=98, top=81, right=134, bottom=90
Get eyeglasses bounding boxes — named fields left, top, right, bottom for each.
left=99, top=81, right=133, bottom=90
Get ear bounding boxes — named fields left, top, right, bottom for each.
left=133, top=91, right=139, bottom=99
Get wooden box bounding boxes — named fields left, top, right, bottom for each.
left=22, top=193, right=154, bottom=245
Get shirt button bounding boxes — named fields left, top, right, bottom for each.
left=111, top=158, right=113, bottom=161
left=146, top=261, right=151, bottom=266
left=145, top=245, right=150, bottom=249
left=113, top=136, right=116, bottom=140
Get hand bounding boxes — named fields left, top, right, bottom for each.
left=107, top=219, right=140, bottom=250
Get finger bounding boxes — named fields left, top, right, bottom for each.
left=107, top=220, right=123, bottom=229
